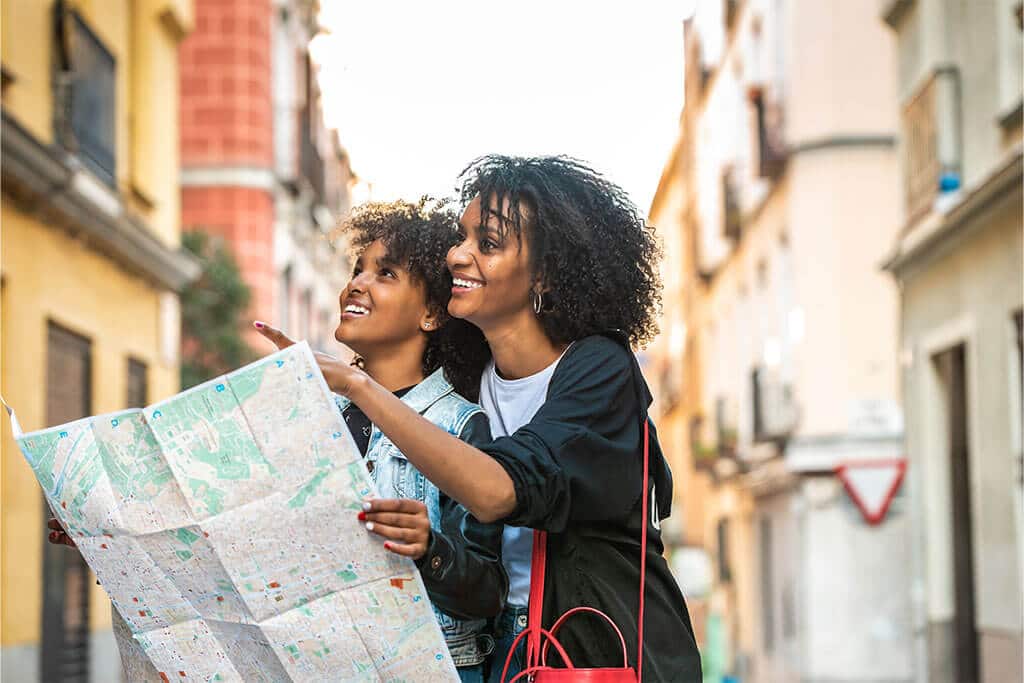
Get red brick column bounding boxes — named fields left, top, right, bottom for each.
left=179, top=0, right=275, bottom=349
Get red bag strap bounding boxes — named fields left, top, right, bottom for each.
left=523, top=418, right=651, bottom=677
left=527, top=527, right=548, bottom=668
left=637, top=418, right=650, bottom=681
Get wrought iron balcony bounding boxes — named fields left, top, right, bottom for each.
left=901, top=68, right=962, bottom=225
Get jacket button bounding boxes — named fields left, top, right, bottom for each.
left=366, top=461, right=375, bottom=474
left=430, top=556, right=442, bottom=571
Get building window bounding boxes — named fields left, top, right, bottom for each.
left=57, top=7, right=117, bottom=187
left=722, top=167, right=742, bottom=241
left=279, top=266, right=293, bottom=333
left=760, top=515, right=774, bottom=653
left=750, top=88, right=787, bottom=178
left=43, top=322, right=93, bottom=682
left=1014, top=309, right=1023, bottom=484
left=126, top=358, right=148, bottom=408
left=751, top=366, right=765, bottom=440
left=781, top=581, right=797, bottom=639
left=1, top=63, right=14, bottom=95
left=300, top=55, right=324, bottom=202
left=299, top=289, right=312, bottom=341
left=716, top=518, right=732, bottom=583
left=724, top=0, right=739, bottom=30
left=1014, top=309, right=1022, bottom=414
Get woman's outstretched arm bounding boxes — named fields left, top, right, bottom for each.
left=255, top=321, right=516, bottom=522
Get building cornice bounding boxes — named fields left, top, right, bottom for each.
left=1, top=110, right=200, bottom=292
left=180, top=165, right=277, bottom=193
left=883, top=145, right=1023, bottom=279
left=785, top=432, right=904, bottom=474
left=788, top=134, right=896, bottom=156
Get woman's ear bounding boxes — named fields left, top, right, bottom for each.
left=532, top=275, right=551, bottom=296
left=420, top=309, right=444, bottom=333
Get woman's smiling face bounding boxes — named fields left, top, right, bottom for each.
left=334, top=239, right=431, bottom=354
left=446, top=196, right=535, bottom=330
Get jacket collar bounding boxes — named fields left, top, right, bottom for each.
left=334, top=367, right=454, bottom=416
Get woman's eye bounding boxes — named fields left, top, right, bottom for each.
left=381, top=269, right=396, bottom=279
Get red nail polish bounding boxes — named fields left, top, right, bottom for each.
left=254, top=321, right=264, bottom=328
left=383, top=542, right=391, bottom=550
left=357, top=511, right=366, bottom=521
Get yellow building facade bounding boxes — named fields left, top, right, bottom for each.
left=1, top=1, right=196, bottom=680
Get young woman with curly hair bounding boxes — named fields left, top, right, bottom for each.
left=327, top=198, right=504, bottom=682
left=257, top=158, right=702, bottom=682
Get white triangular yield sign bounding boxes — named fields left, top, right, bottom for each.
left=836, top=460, right=907, bottom=525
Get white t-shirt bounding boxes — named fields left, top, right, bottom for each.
left=479, top=347, right=571, bottom=607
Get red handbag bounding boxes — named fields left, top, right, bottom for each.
left=500, top=420, right=652, bottom=683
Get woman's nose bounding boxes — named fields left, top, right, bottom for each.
left=447, top=241, right=472, bottom=267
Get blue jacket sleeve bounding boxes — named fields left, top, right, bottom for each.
left=416, top=411, right=509, bottom=619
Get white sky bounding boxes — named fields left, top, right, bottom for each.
left=312, top=1, right=696, bottom=216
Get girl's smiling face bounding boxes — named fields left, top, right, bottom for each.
left=335, top=239, right=433, bottom=355
left=446, top=196, right=536, bottom=330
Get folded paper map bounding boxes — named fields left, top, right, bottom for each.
left=4, top=342, right=457, bottom=682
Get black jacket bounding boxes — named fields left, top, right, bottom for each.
left=482, top=335, right=702, bottom=682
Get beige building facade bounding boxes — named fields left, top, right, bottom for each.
left=881, top=1, right=1023, bottom=682
left=651, top=1, right=914, bottom=681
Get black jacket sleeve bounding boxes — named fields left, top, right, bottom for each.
left=415, top=411, right=508, bottom=620
left=480, top=336, right=670, bottom=533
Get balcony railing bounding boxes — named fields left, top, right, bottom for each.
left=901, top=68, right=962, bottom=224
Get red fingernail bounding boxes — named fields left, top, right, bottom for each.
left=383, top=542, right=391, bottom=550
left=357, top=511, right=366, bottom=521
left=254, top=321, right=264, bottom=329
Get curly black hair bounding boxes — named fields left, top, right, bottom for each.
left=457, top=155, right=663, bottom=349
left=334, top=198, right=490, bottom=400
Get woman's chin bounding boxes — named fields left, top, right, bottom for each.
left=447, top=302, right=472, bottom=321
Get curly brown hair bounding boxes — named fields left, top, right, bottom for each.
left=457, top=155, right=663, bottom=349
left=334, top=198, right=490, bottom=400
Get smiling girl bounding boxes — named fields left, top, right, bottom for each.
left=323, top=198, right=505, bottom=682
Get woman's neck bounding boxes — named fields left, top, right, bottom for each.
left=484, top=312, right=568, bottom=380
left=356, top=338, right=427, bottom=392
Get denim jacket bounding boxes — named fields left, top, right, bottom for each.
left=335, top=368, right=507, bottom=667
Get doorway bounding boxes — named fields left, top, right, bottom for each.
left=933, top=344, right=979, bottom=683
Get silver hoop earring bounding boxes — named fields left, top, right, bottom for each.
left=532, top=291, right=543, bottom=315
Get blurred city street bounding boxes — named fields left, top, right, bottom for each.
left=1, top=1, right=1021, bottom=682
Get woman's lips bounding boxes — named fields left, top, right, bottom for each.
left=451, top=276, right=485, bottom=294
